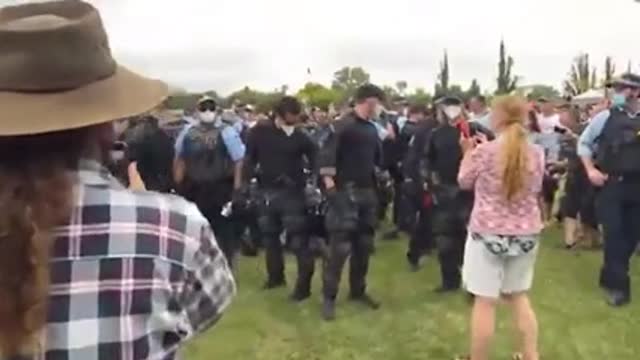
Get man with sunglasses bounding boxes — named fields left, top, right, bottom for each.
left=319, top=84, right=385, bottom=320
left=174, top=96, right=246, bottom=266
left=578, top=73, right=640, bottom=307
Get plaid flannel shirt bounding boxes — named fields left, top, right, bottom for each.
left=13, top=160, right=236, bottom=360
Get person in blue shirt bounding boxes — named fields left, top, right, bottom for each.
left=174, top=96, right=245, bottom=266
left=578, top=73, right=640, bottom=307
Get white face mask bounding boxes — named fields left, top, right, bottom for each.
left=199, top=111, right=216, bottom=123
left=110, top=150, right=125, bottom=162
left=444, top=106, right=462, bottom=120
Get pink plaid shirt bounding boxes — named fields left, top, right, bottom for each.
left=458, top=140, right=545, bottom=235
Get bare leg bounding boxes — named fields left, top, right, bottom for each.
left=470, top=296, right=497, bottom=360
left=563, top=217, right=578, bottom=247
left=506, top=293, right=539, bottom=360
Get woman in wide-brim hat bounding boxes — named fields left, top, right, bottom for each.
left=0, top=1, right=235, bottom=359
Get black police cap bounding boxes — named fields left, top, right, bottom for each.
left=435, top=95, right=463, bottom=106
left=606, top=73, right=640, bottom=89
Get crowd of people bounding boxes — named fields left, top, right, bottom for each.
left=2, top=1, right=640, bottom=360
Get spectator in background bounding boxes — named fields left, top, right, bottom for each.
left=458, top=95, right=544, bottom=360
left=0, top=1, right=235, bottom=359
left=557, top=106, right=600, bottom=249
left=121, top=114, right=175, bottom=193
left=537, top=98, right=562, bottom=134
left=469, top=95, right=492, bottom=131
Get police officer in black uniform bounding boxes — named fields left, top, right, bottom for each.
left=244, top=96, right=319, bottom=301
left=319, top=84, right=385, bottom=320
left=393, top=104, right=428, bottom=234
left=401, top=105, right=437, bottom=270
left=421, top=96, right=493, bottom=292
left=578, top=73, right=640, bottom=306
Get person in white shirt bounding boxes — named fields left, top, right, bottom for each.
left=469, top=95, right=492, bottom=131
left=537, top=97, right=563, bottom=134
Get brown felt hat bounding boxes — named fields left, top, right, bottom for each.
left=0, top=0, right=168, bottom=136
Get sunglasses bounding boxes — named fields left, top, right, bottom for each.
left=198, top=101, right=217, bottom=112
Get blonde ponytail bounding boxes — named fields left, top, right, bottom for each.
left=493, top=96, right=529, bottom=201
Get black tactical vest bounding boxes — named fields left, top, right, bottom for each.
left=184, top=124, right=233, bottom=184
left=596, top=108, right=640, bottom=175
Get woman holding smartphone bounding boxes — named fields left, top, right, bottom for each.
left=458, top=96, right=545, bottom=360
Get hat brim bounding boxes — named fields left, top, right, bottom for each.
left=0, top=66, right=168, bottom=136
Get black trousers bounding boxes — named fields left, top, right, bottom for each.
left=237, top=210, right=262, bottom=251
left=562, top=169, right=598, bottom=228
left=182, top=180, right=237, bottom=266
left=597, top=178, right=640, bottom=296
left=201, top=210, right=237, bottom=267
left=323, top=187, right=378, bottom=300
left=257, top=188, right=315, bottom=293
left=407, top=206, right=433, bottom=264
left=431, top=185, right=472, bottom=288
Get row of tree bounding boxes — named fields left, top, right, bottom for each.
left=166, top=41, right=632, bottom=112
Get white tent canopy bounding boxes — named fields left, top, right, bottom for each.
left=572, top=88, right=606, bottom=106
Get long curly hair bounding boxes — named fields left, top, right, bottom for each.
left=0, top=128, right=88, bottom=357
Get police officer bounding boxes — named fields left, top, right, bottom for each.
left=174, top=96, right=245, bottom=265
left=244, top=96, right=319, bottom=301
left=319, top=84, right=385, bottom=320
left=422, top=96, right=493, bottom=292
left=393, top=104, right=427, bottom=234
left=578, top=73, right=640, bottom=306
left=402, top=105, right=437, bottom=270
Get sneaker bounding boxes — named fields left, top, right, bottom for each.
left=348, top=293, right=380, bottom=310
left=322, top=299, right=336, bottom=321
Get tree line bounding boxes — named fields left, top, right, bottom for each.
left=166, top=41, right=631, bottom=112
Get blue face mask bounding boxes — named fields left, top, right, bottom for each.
left=612, top=93, right=627, bottom=107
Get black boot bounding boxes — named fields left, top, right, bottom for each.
left=407, top=255, right=421, bottom=272
left=605, top=289, right=630, bottom=307
left=290, top=279, right=311, bottom=302
left=348, top=293, right=381, bottom=310
left=322, top=298, right=336, bottom=321
left=263, top=278, right=286, bottom=290
left=433, top=284, right=460, bottom=293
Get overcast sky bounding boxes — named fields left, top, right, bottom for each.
left=3, top=0, right=640, bottom=94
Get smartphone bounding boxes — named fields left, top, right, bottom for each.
left=553, top=126, right=568, bottom=135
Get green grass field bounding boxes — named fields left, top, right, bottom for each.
left=185, top=228, right=640, bottom=360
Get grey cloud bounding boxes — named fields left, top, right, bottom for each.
left=114, top=47, right=266, bottom=93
